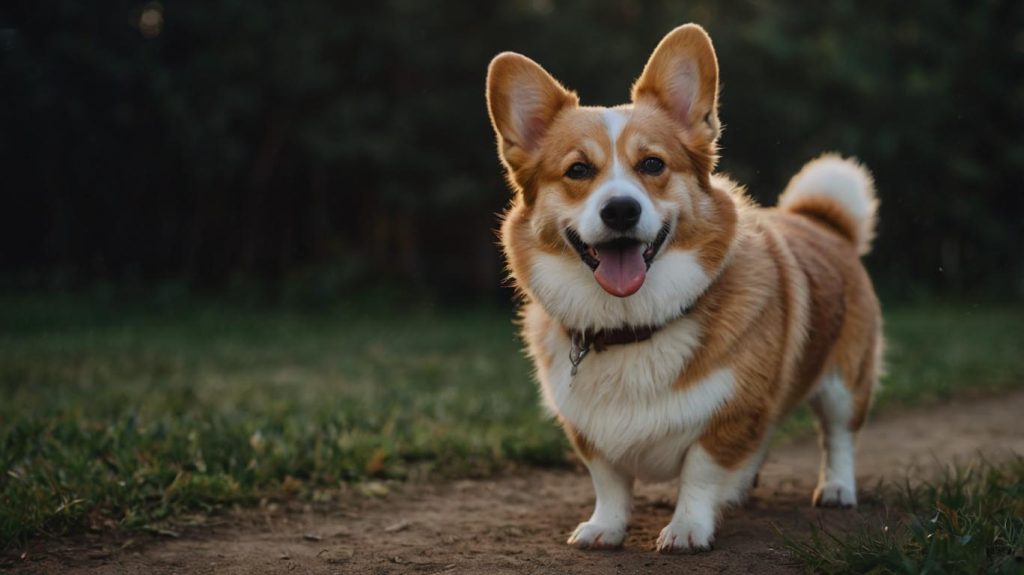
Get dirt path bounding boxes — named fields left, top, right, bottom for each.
left=10, top=390, right=1024, bottom=574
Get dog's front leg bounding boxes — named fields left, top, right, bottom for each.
left=656, top=444, right=726, bottom=554
left=567, top=456, right=633, bottom=549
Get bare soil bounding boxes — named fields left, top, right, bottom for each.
left=8, top=390, right=1024, bottom=575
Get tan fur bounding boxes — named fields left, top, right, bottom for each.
left=487, top=24, right=882, bottom=544
left=779, top=154, right=879, bottom=254
left=563, top=420, right=597, bottom=460
left=686, top=207, right=880, bottom=468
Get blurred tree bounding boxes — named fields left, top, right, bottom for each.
left=1, top=0, right=1021, bottom=301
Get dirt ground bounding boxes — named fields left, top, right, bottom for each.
left=8, top=390, right=1024, bottom=575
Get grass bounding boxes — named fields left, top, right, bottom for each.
left=1, top=295, right=1022, bottom=547
left=783, top=458, right=1024, bottom=574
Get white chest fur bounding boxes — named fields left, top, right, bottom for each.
left=524, top=303, right=736, bottom=481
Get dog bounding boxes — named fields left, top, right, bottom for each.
left=485, top=23, right=881, bottom=553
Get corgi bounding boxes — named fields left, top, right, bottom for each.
left=486, top=24, right=881, bottom=553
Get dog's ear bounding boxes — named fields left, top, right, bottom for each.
left=632, top=24, right=720, bottom=145
left=487, top=52, right=578, bottom=174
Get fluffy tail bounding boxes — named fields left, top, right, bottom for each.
left=778, top=154, right=878, bottom=255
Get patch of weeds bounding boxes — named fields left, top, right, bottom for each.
left=782, top=458, right=1024, bottom=574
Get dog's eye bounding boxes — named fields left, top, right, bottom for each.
left=565, top=162, right=594, bottom=180
left=637, top=157, right=666, bottom=175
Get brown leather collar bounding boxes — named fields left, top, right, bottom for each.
left=565, top=303, right=694, bottom=376
left=568, top=324, right=657, bottom=353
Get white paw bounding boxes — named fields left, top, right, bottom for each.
left=655, top=519, right=714, bottom=554
left=813, top=480, right=857, bottom=508
left=567, top=521, right=626, bottom=550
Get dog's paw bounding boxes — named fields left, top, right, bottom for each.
left=567, top=521, right=626, bottom=550
left=655, top=520, right=714, bottom=554
left=812, top=481, right=857, bottom=508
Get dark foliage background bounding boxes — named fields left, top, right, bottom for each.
left=2, top=0, right=1022, bottom=303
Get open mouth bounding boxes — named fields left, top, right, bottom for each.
left=565, top=222, right=671, bottom=297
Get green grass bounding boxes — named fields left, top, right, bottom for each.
left=1, top=296, right=1022, bottom=546
left=783, top=458, right=1024, bottom=574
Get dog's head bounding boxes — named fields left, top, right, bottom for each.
left=489, top=24, right=739, bottom=329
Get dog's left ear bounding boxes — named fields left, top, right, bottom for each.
left=632, top=24, right=720, bottom=145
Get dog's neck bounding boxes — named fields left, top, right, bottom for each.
left=565, top=303, right=693, bottom=351
left=563, top=299, right=699, bottom=376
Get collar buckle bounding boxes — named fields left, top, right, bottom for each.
left=569, top=330, right=591, bottom=376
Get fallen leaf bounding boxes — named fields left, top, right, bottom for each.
left=144, top=527, right=180, bottom=538
left=357, top=481, right=390, bottom=497
left=365, top=448, right=387, bottom=476
left=317, top=547, right=355, bottom=564
left=383, top=519, right=412, bottom=533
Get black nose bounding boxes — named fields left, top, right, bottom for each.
left=600, top=197, right=641, bottom=231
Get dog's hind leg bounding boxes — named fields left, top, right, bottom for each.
left=809, top=370, right=858, bottom=507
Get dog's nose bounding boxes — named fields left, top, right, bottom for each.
left=600, top=197, right=641, bottom=231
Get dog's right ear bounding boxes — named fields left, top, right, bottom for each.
left=486, top=52, right=578, bottom=175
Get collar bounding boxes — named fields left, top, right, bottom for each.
left=565, top=302, right=694, bottom=376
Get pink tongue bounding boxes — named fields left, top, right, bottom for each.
left=593, top=243, right=647, bottom=297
